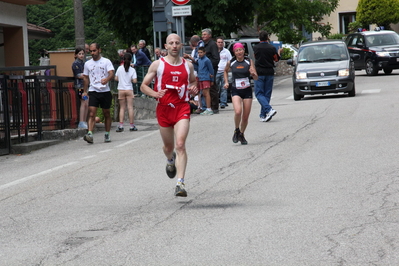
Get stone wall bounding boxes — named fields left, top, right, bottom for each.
left=275, top=60, right=294, bottom=76
left=114, top=94, right=157, bottom=121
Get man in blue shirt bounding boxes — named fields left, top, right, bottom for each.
left=131, top=44, right=152, bottom=67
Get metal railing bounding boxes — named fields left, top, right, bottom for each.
left=0, top=66, right=77, bottom=155
left=0, top=65, right=151, bottom=155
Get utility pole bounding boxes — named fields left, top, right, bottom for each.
left=74, top=0, right=85, bottom=49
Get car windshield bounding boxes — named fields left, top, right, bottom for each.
left=365, top=33, right=399, bottom=46
left=298, top=44, right=348, bottom=62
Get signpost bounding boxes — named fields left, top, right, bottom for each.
left=171, top=0, right=190, bottom=5
left=172, top=5, right=191, bottom=17
left=152, top=0, right=191, bottom=57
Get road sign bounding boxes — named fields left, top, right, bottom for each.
left=171, top=0, right=190, bottom=5
left=172, top=5, right=191, bottom=16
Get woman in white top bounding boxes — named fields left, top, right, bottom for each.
left=115, top=53, right=138, bottom=132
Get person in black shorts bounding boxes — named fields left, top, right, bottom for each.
left=82, top=43, right=115, bottom=143
left=223, top=43, right=258, bottom=145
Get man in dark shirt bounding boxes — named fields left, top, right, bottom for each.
left=131, top=44, right=152, bottom=67
left=253, top=31, right=282, bottom=122
left=202, top=28, right=220, bottom=113
left=139, top=40, right=152, bottom=61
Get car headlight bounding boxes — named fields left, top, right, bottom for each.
left=338, top=69, right=350, bottom=77
left=295, top=72, right=307, bottom=79
left=376, top=51, right=390, bottom=57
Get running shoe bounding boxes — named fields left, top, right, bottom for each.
left=104, top=133, right=111, bottom=143
left=83, top=133, right=93, bottom=144
left=259, top=117, right=266, bottom=122
left=265, top=109, right=277, bottom=122
left=175, top=182, right=187, bottom=197
left=129, top=126, right=138, bottom=131
left=200, top=109, right=214, bottom=115
left=232, top=128, right=240, bottom=143
left=239, top=132, right=248, bottom=145
left=116, top=126, right=124, bottom=132
left=166, top=152, right=177, bottom=178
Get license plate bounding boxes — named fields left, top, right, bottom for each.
left=316, top=81, right=330, bottom=87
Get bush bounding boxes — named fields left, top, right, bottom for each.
left=280, top=47, right=294, bottom=60
left=327, top=33, right=345, bottom=40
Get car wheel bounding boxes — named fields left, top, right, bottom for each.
left=293, top=88, right=302, bottom=101
left=383, top=68, right=393, bottom=74
left=348, top=83, right=356, bottom=97
left=365, top=59, right=379, bottom=76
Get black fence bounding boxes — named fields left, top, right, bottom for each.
left=0, top=65, right=151, bottom=155
left=0, top=66, right=77, bottom=155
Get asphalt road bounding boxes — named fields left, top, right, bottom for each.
left=1, top=71, right=399, bottom=265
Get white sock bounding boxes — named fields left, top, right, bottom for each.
left=177, top=178, right=184, bottom=184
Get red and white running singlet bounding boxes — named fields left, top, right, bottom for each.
left=154, top=57, right=190, bottom=105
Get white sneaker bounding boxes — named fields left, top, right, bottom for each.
left=264, top=109, right=277, bottom=122
left=78, top=121, right=88, bottom=129
left=259, top=117, right=266, bottom=122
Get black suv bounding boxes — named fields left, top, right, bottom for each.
left=345, top=30, right=399, bottom=75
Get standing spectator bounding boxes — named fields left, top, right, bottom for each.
left=197, top=47, right=214, bottom=115
left=202, top=28, right=220, bottom=113
left=72, top=48, right=88, bottom=129
left=38, top=49, right=50, bottom=76
left=85, top=43, right=91, bottom=61
left=154, top=47, right=162, bottom=59
left=253, top=31, right=282, bottom=122
left=183, top=35, right=203, bottom=73
left=140, top=33, right=198, bottom=197
left=223, top=43, right=258, bottom=145
left=216, top=37, right=232, bottom=109
left=161, top=49, right=167, bottom=57
left=82, top=43, right=115, bottom=144
left=114, top=53, right=138, bottom=132
left=183, top=35, right=204, bottom=113
left=139, top=39, right=152, bottom=61
left=131, top=44, right=152, bottom=67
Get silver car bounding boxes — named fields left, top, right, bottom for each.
left=287, top=40, right=359, bottom=101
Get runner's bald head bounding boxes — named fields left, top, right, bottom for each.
left=166, top=33, right=181, bottom=43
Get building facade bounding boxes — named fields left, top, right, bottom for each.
left=314, top=0, right=399, bottom=40
left=0, top=0, right=49, bottom=68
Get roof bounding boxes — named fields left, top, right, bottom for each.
left=349, top=30, right=398, bottom=36
left=301, top=39, right=345, bottom=46
left=1, top=0, right=48, bottom=6
left=27, top=23, right=54, bottom=40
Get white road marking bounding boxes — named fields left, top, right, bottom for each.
left=115, top=131, right=158, bottom=148
left=1, top=128, right=159, bottom=192
left=361, top=89, right=381, bottom=94
left=0, top=161, right=78, bottom=191
left=82, top=155, right=96, bottom=160
left=99, top=149, right=113, bottom=153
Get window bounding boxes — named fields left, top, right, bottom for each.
left=339, top=12, right=356, bottom=34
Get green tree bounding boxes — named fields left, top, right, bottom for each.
left=357, top=0, right=399, bottom=30
left=254, top=0, right=339, bottom=44
left=90, top=0, right=256, bottom=42
left=27, top=0, right=118, bottom=65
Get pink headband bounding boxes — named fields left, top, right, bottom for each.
left=233, top=43, right=244, bottom=51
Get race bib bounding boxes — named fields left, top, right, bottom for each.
left=235, top=77, right=250, bottom=89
